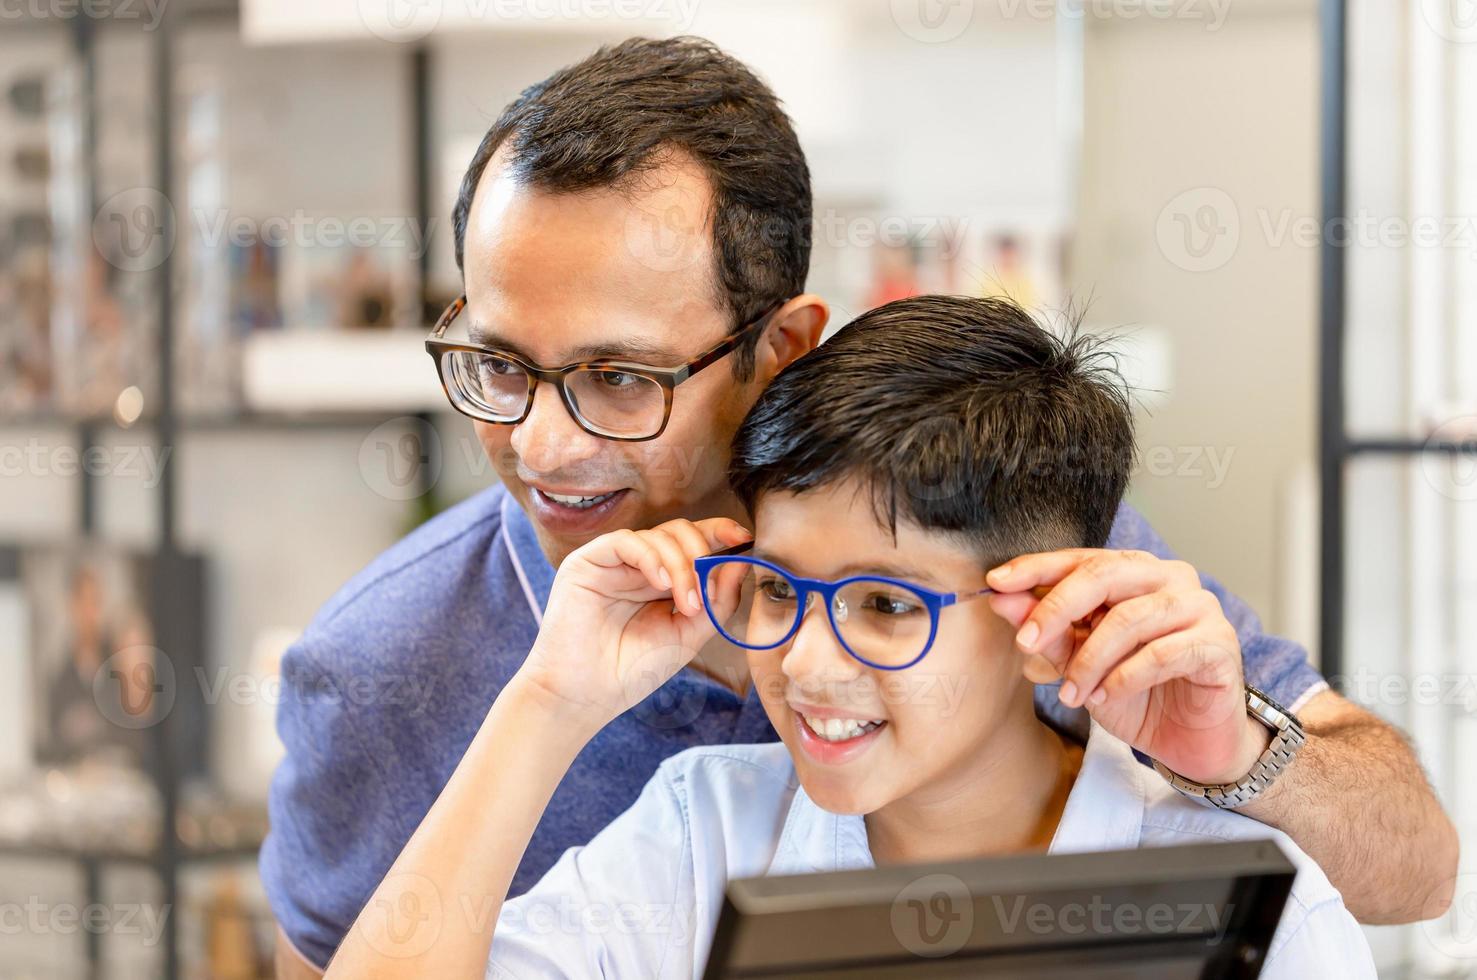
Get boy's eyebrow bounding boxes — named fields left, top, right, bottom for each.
left=469, top=324, right=685, bottom=366
left=751, top=548, right=944, bottom=589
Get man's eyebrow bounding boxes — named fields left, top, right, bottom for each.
left=468, top=324, right=685, bottom=366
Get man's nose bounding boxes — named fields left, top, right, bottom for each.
left=510, top=381, right=603, bottom=473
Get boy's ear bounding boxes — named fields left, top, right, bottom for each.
left=755, top=293, right=828, bottom=383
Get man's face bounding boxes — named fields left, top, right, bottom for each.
left=746, top=481, right=1033, bottom=816
left=461, top=152, right=787, bottom=567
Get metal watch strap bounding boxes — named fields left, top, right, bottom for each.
left=1151, top=686, right=1307, bottom=810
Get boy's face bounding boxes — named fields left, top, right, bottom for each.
left=747, top=481, right=1034, bottom=816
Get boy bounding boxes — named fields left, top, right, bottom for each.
left=326, top=296, right=1375, bottom=978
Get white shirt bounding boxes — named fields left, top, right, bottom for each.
left=487, top=722, right=1374, bottom=979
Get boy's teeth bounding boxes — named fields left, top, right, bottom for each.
left=543, top=490, right=616, bottom=509
left=802, top=714, right=883, bottom=742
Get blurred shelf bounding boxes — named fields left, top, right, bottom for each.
left=1346, top=438, right=1477, bottom=456
left=1, top=409, right=455, bottom=433
left=0, top=839, right=261, bottom=868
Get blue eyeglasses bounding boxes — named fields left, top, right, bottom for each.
left=693, top=542, right=995, bottom=671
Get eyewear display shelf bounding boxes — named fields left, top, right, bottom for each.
left=9, top=4, right=442, bottom=978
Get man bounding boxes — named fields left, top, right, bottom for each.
left=263, top=36, right=1456, bottom=977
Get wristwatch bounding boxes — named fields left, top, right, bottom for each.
left=1152, top=686, right=1306, bottom=810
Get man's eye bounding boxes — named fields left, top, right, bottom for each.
left=480, top=356, right=520, bottom=377
left=593, top=370, right=641, bottom=389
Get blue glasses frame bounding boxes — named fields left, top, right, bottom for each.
left=693, top=542, right=995, bottom=671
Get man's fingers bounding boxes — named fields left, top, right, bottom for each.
left=1059, top=589, right=1209, bottom=706
left=1005, top=552, right=1200, bottom=659
left=986, top=592, right=1037, bottom=628
left=1091, top=631, right=1244, bottom=732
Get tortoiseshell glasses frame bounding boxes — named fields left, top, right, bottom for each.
left=425, top=297, right=781, bottom=442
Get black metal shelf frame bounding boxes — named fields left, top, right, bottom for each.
left=24, top=5, right=441, bottom=978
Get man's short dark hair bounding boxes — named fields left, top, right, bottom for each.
left=730, top=295, right=1136, bottom=565
left=452, top=36, right=810, bottom=380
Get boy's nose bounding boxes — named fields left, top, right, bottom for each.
left=781, top=599, right=862, bottom=685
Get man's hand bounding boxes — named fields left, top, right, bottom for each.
left=987, top=547, right=1459, bottom=925
left=517, top=517, right=752, bottom=730
left=986, top=548, right=1270, bottom=786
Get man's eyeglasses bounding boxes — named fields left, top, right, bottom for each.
left=693, top=543, right=995, bottom=671
left=425, top=297, right=780, bottom=442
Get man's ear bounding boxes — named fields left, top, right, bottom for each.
left=754, top=293, right=828, bottom=384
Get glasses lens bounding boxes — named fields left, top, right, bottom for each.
left=831, top=579, right=933, bottom=667
left=701, top=560, right=802, bottom=649
left=443, top=350, right=529, bottom=421
left=565, top=368, right=667, bottom=438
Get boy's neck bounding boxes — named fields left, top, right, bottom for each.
left=863, top=698, right=1084, bottom=866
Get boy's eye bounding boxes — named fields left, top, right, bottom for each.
left=756, top=577, right=797, bottom=602
left=862, top=592, right=922, bottom=617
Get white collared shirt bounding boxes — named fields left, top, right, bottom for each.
left=487, top=723, right=1374, bottom=979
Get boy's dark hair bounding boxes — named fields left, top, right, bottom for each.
left=452, top=36, right=810, bottom=380
left=730, top=295, right=1135, bottom=565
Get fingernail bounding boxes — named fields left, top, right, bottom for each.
left=990, top=564, right=1012, bottom=583
left=1059, top=680, right=1078, bottom=707
left=1089, top=688, right=1106, bottom=706
left=658, top=568, right=672, bottom=590
left=1016, top=621, right=1040, bottom=651
left=688, top=589, right=701, bottom=613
